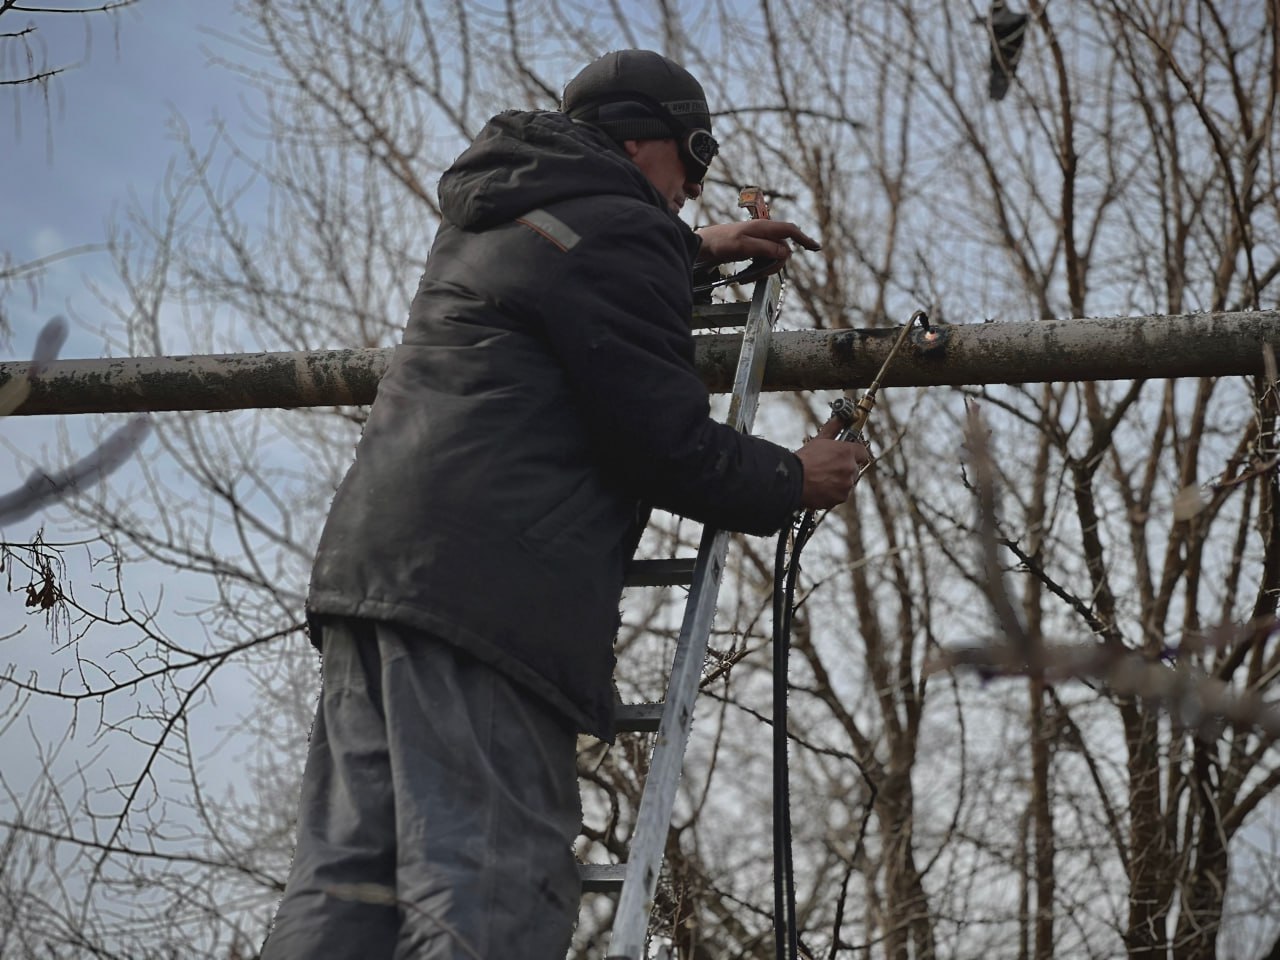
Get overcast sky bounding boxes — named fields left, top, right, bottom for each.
left=2, top=2, right=254, bottom=538
left=1, top=3, right=259, bottom=798
left=4, top=2, right=245, bottom=359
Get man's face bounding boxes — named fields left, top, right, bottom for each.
left=625, top=138, right=704, bottom=214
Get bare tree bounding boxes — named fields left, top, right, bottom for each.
left=0, top=1, right=138, bottom=89
left=3, top=1, right=1280, bottom=958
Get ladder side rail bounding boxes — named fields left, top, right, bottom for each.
left=605, top=274, right=784, bottom=960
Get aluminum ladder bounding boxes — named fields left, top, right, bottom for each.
left=578, top=270, right=785, bottom=960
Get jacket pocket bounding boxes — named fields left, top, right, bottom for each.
left=520, top=473, right=631, bottom=558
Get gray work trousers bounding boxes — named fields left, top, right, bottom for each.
left=261, top=616, right=582, bottom=959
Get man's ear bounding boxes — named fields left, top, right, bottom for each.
left=621, top=139, right=642, bottom=158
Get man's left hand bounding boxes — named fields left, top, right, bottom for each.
left=694, top=220, right=821, bottom=269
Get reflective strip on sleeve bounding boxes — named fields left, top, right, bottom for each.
left=516, top=208, right=581, bottom=252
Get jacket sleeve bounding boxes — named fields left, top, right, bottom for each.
left=533, top=205, right=803, bottom=536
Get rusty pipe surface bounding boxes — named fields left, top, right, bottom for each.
left=0, top=348, right=390, bottom=416
left=1, top=311, right=1277, bottom=416
left=695, top=310, right=1280, bottom=393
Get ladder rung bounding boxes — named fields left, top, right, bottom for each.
left=691, top=301, right=750, bottom=329
left=623, top=558, right=696, bottom=587
left=579, top=862, right=627, bottom=893
left=615, top=701, right=664, bottom=732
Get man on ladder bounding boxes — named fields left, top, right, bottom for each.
left=263, top=48, right=870, bottom=960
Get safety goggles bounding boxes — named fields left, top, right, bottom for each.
left=679, top=127, right=719, bottom=184
left=569, top=90, right=720, bottom=184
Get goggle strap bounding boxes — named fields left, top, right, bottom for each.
left=569, top=91, right=716, bottom=153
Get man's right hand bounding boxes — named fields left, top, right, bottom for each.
left=794, top=417, right=872, bottom=509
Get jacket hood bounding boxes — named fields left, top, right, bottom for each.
left=439, top=110, right=669, bottom=230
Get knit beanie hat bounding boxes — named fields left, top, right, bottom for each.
left=561, top=49, right=713, bottom=141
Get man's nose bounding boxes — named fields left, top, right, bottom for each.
left=684, top=180, right=703, bottom=200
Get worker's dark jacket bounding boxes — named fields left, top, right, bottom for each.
left=308, top=110, right=803, bottom=739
